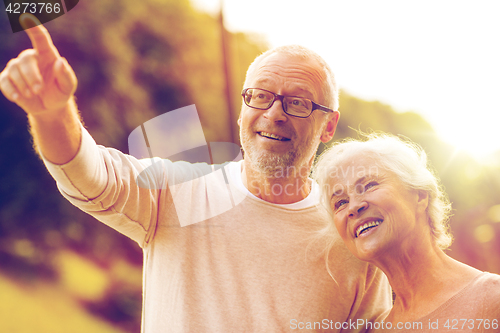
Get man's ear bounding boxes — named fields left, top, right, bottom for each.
left=320, top=111, right=340, bottom=143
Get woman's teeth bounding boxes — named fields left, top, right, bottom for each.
left=355, top=220, right=383, bottom=238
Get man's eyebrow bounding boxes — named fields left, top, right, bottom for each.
left=290, top=87, right=314, bottom=99
left=252, top=78, right=271, bottom=85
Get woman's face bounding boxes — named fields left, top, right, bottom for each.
left=327, top=156, right=428, bottom=262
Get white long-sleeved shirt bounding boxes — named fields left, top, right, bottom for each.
left=44, top=126, right=391, bottom=332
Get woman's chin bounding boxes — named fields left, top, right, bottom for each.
left=349, top=222, right=390, bottom=262
left=350, top=237, right=387, bottom=263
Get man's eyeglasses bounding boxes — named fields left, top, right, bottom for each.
left=241, top=88, right=335, bottom=118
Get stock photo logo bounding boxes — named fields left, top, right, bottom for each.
left=128, top=105, right=245, bottom=227
left=4, top=0, right=79, bottom=32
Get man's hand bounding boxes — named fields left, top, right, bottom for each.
left=0, top=13, right=77, bottom=115
left=0, top=14, right=81, bottom=165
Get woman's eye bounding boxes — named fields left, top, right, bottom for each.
left=365, top=181, right=378, bottom=191
left=334, top=199, right=349, bottom=210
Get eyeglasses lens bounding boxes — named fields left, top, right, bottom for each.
left=244, top=88, right=312, bottom=117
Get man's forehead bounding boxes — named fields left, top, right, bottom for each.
left=252, top=77, right=313, bottom=95
left=248, top=53, right=325, bottom=98
left=256, top=53, right=323, bottom=77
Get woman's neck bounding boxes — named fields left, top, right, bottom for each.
left=374, top=243, right=481, bottom=323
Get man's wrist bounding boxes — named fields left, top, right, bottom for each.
left=28, top=97, right=83, bottom=165
left=27, top=98, right=78, bottom=123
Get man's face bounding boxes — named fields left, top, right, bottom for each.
left=238, top=53, right=338, bottom=177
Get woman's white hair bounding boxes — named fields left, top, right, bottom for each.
left=243, top=45, right=339, bottom=111
left=312, top=132, right=453, bottom=250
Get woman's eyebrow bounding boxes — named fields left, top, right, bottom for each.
left=330, top=176, right=368, bottom=198
left=331, top=189, right=344, bottom=198
left=353, top=175, right=368, bottom=187
left=330, top=173, right=382, bottom=199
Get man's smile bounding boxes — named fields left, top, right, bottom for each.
left=257, top=131, right=291, bottom=141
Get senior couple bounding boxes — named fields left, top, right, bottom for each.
left=2, top=15, right=499, bottom=332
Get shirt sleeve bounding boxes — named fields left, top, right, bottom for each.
left=42, top=125, right=163, bottom=247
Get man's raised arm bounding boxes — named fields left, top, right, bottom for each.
left=0, top=14, right=80, bottom=165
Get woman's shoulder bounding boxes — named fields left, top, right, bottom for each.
left=468, top=272, right=500, bottom=315
left=472, top=271, right=500, bottom=289
left=456, top=271, right=500, bottom=302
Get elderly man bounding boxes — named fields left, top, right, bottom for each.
left=1, top=15, right=390, bottom=332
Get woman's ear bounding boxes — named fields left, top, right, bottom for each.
left=417, top=190, right=429, bottom=213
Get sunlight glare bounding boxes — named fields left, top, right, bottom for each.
left=434, top=116, right=500, bottom=163
left=474, top=224, right=495, bottom=243
left=191, top=0, right=500, bottom=162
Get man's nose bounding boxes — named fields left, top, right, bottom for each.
left=263, top=99, right=287, bottom=122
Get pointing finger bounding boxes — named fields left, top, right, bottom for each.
left=20, top=13, right=60, bottom=62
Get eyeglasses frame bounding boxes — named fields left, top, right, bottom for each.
left=241, top=87, right=335, bottom=118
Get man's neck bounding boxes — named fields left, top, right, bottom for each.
left=241, top=159, right=312, bottom=204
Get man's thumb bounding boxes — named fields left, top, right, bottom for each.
left=53, top=58, right=77, bottom=95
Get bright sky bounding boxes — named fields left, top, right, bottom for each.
left=192, top=0, right=500, bottom=161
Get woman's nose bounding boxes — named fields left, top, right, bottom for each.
left=348, top=200, right=368, bottom=218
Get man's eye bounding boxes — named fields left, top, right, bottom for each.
left=290, top=98, right=305, bottom=106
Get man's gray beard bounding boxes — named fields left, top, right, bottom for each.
left=242, top=136, right=315, bottom=179
left=249, top=149, right=299, bottom=178
left=240, top=127, right=319, bottom=179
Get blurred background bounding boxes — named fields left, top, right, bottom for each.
left=0, top=0, right=499, bottom=332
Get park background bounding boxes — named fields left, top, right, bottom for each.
left=0, top=0, right=499, bottom=332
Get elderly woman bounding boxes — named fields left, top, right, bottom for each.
left=313, top=133, right=500, bottom=332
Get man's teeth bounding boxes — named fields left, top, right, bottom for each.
left=260, top=132, right=288, bottom=141
left=355, top=220, right=383, bottom=238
